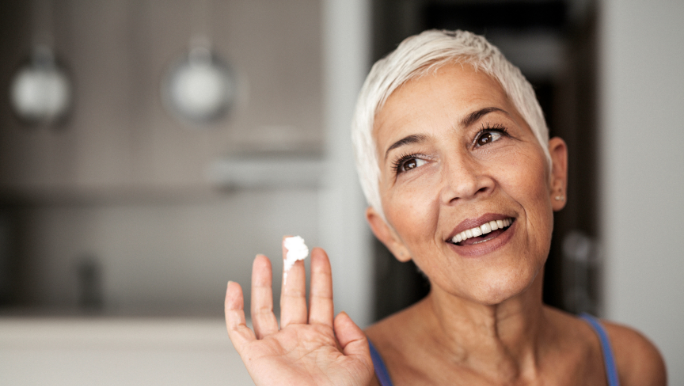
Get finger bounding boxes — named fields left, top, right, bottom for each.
left=308, top=248, right=334, bottom=327
left=251, top=255, right=278, bottom=339
left=225, top=281, right=256, bottom=350
left=280, top=236, right=308, bottom=328
left=334, top=312, right=372, bottom=363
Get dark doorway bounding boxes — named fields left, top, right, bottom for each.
left=371, top=0, right=600, bottom=321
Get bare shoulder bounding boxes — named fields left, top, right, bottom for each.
left=364, top=315, right=401, bottom=386
left=364, top=301, right=421, bottom=350
left=364, top=299, right=432, bottom=382
left=601, top=320, right=667, bottom=386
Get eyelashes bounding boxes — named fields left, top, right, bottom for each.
left=473, top=123, right=508, bottom=147
left=392, top=152, right=428, bottom=174
left=390, top=123, right=510, bottom=176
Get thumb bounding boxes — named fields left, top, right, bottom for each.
left=334, top=311, right=371, bottom=360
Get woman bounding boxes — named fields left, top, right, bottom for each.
left=225, top=30, right=666, bottom=385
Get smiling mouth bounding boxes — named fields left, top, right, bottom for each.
left=450, top=218, right=514, bottom=246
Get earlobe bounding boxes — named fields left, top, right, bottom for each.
left=365, top=207, right=412, bottom=262
left=548, top=137, right=568, bottom=211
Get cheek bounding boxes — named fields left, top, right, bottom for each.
left=503, top=149, right=554, bottom=249
left=501, top=146, right=550, bottom=200
left=383, top=179, right=440, bottom=246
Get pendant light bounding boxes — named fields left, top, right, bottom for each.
left=9, top=0, right=72, bottom=126
left=161, top=0, right=236, bottom=126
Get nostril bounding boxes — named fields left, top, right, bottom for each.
left=441, top=165, right=493, bottom=203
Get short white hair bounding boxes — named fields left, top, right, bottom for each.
left=351, top=29, right=551, bottom=221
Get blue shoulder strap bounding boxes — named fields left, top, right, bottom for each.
left=368, top=339, right=394, bottom=386
left=580, top=313, right=621, bottom=386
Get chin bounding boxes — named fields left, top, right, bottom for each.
left=462, top=266, right=541, bottom=306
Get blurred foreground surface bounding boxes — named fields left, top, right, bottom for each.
left=0, top=317, right=254, bottom=385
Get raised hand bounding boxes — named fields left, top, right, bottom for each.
left=225, top=242, right=374, bottom=386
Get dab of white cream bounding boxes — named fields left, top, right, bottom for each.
left=283, top=236, right=309, bottom=284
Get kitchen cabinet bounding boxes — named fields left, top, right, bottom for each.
left=0, top=0, right=323, bottom=200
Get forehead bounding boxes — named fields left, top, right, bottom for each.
left=373, top=63, right=515, bottom=147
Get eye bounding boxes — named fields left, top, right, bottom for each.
left=394, top=155, right=428, bottom=174
left=474, top=126, right=507, bottom=147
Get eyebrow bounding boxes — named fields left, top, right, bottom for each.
left=382, top=107, right=507, bottom=161
left=460, top=107, right=507, bottom=127
left=384, top=134, right=426, bottom=160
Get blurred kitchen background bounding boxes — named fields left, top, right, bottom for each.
left=1, top=0, right=682, bottom=385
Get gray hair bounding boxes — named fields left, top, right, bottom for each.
left=351, top=30, right=551, bottom=221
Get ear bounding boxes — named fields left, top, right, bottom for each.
left=548, top=137, right=568, bottom=211
left=365, top=206, right=412, bottom=262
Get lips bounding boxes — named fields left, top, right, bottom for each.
left=446, top=213, right=515, bottom=248
left=451, top=218, right=513, bottom=245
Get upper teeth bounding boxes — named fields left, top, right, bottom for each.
left=451, top=218, right=513, bottom=244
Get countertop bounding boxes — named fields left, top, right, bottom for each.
left=0, top=316, right=254, bottom=385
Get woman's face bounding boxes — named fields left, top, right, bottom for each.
left=367, top=63, right=567, bottom=305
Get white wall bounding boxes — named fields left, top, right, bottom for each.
left=320, top=0, right=374, bottom=328
left=599, top=0, right=684, bottom=383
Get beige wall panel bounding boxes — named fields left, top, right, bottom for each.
left=0, top=0, right=323, bottom=193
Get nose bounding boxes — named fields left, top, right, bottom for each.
left=440, top=152, right=494, bottom=204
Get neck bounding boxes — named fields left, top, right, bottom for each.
left=417, top=274, right=550, bottom=382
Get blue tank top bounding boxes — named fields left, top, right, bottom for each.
left=368, top=313, right=620, bottom=386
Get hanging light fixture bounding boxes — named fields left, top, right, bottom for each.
left=162, top=42, right=236, bottom=125
left=161, top=0, right=236, bottom=126
left=9, top=0, right=72, bottom=126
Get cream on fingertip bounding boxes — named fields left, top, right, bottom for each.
left=283, top=236, right=309, bottom=284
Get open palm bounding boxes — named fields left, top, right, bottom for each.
left=225, top=244, right=374, bottom=386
